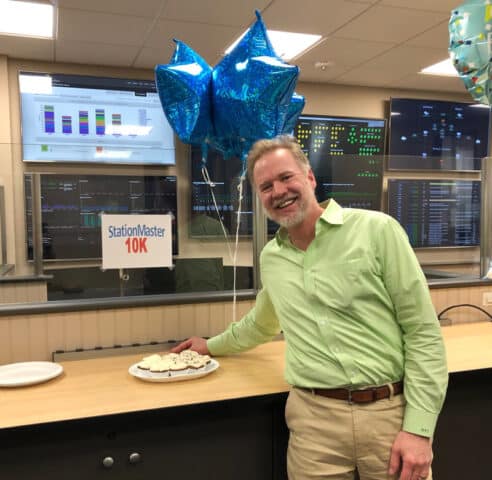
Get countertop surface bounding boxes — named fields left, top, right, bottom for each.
left=1, top=322, right=491, bottom=430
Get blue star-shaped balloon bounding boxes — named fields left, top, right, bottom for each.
left=155, top=39, right=212, bottom=146
left=154, top=10, right=305, bottom=167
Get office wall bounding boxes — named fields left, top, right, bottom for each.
left=0, top=284, right=491, bottom=363
left=1, top=57, right=478, bottom=275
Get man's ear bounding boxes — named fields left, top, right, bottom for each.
left=307, top=168, right=316, bottom=188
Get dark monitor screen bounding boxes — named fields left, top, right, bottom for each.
left=19, top=72, right=175, bottom=165
left=295, top=114, right=386, bottom=210
left=388, top=98, right=490, bottom=171
left=387, top=179, right=481, bottom=248
left=190, top=149, right=279, bottom=237
left=25, top=174, right=178, bottom=260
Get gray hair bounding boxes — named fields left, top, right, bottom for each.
left=246, top=135, right=310, bottom=188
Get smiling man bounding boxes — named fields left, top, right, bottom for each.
left=173, top=135, right=448, bottom=480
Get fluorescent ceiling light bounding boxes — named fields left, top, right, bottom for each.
left=226, top=30, right=322, bottom=61
left=420, top=58, right=458, bottom=77
left=0, top=0, right=54, bottom=38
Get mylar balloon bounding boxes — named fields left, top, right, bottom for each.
left=154, top=39, right=212, bottom=146
left=449, top=1, right=492, bottom=104
left=282, top=92, right=306, bottom=135
left=154, top=10, right=305, bottom=167
left=212, top=10, right=301, bottom=162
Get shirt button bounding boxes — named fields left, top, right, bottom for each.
left=319, top=320, right=326, bottom=326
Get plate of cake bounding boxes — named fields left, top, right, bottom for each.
left=129, top=350, right=219, bottom=383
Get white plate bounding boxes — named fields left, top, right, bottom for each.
left=129, top=358, right=219, bottom=383
left=0, top=361, right=63, bottom=387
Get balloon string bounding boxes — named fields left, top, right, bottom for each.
left=201, top=166, right=234, bottom=265
left=231, top=172, right=247, bottom=324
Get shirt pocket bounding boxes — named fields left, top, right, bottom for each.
left=315, top=257, right=370, bottom=310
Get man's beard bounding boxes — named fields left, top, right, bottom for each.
left=265, top=197, right=308, bottom=229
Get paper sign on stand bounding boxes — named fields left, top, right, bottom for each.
left=101, top=214, right=172, bottom=269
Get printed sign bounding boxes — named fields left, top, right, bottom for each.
left=101, top=214, right=172, bottom=269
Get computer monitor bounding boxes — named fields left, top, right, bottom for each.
left=19, top=72, right=175, bottom=165
left=189, top=148, right=278, bottom=237
left=25, top=174, right=178, bottom=260
left=295, top=114, right=386, bottom=210
left=386, top=179, right=481, bottom=248
left=388, top=98, right=490, bottom=171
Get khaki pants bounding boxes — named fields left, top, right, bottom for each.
left=285, top=387, right=432, bottom=480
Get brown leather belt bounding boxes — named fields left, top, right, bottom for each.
left=303, top=380, right=404, bottom=404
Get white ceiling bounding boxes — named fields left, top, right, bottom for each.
left=0, top=0, right=467, bottom=94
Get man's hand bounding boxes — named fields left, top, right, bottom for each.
left=171, top=336, right=209, bottom=355
left=388, top=431, right=433, bottom=480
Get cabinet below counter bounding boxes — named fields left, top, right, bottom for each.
left=0, top=323, right=492, bottom=479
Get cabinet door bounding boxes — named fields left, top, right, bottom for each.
left=109, top=399, right=277, bottom=480
left=0, top=395, right=287, bottom=480
left=432, top=369, right=492, bottom=479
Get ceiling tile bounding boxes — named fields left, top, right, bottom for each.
left=334, top=64, right=409, bottom=87
left=362, top=45, right=447, bottom=74
left=56, top=0, right=164, bottom=17
left=379, top=0, right=458, bottom=13
left=298, top=64, right=351, bottom=83
left=133, top=46, right=176, bottom=69
left=55, top=40, right=141, bottom=68
left=261, top=0, right=370, bottom=35
left=162, top=0, right=270, bottom=27
left=333, top=5, right=447, bottom=43
left=295, top=36, right=394, bottom=69
left=406, top=20, right=450, bottom=49
left=390, top=73, right=469, bottom=94
left=0, top=36, right=54, bottom=62
left=145, top=19, right=240, bottom=65
left=57, top=8, right=155, bottom=46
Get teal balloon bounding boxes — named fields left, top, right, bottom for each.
left=449, top=1, right=492, bottom=104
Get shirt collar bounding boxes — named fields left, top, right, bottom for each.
left=275, top=199, right=344, bottom=245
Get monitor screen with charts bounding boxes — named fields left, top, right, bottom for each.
left=19, top=72, right=175, bottom=165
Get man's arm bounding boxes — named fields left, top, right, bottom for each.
left=378, top=216, right=448, bottom=479
left=173, top=287, right=281, bottom=356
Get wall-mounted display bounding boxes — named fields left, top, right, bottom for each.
left=388, top=98, right=490, bottom=171
left=295, top=114, right=386, bottom=210
left=190, top=114, right=386, bottom=237
left=25, top=174, right=178, bottom=260
left=387, top=179, right=481, bottom=248
left=189, top=148, right=278, bottom=238
left=19, top=72, right=175, bottom=165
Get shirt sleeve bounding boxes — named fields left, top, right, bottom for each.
left=207, top=287, right=281, bottom=356
left=378, top=215, right=449, bottom=438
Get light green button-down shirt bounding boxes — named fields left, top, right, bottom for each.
left=208, top=200, right=448, bottom=437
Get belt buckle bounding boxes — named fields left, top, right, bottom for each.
left=348, top=389, right=353, bottom=404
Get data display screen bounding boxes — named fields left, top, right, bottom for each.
left=388, top=98, right=490, bottom=171
left=19, top=72, right=175, bottom=165
left=295, top=114, right=386, bottom=210
left=387, top=179, right=481, bottom=248
left=25, top=174, right=178, bottom=260
left=190, top=148, right=278, bottom=237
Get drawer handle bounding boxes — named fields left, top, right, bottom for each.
left=129, top=452, right=142, bottom=464
left=102, top=456, right=114, bottom=468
